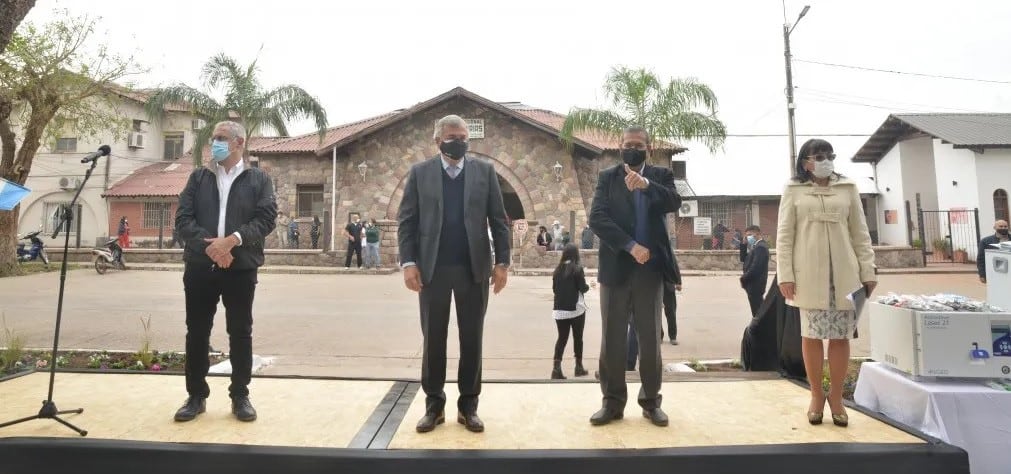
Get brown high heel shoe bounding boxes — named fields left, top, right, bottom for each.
left=807, top=396, right=825, bottom=425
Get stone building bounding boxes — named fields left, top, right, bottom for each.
left=251, top=87, right=687, bottom=264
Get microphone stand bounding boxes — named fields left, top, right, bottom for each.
left=0, top=157, right=99, bottom=436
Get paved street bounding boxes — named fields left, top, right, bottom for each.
left=0, top=269, right=986, bottom=380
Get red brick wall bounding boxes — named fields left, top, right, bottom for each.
left=108, top=200, right=178, bottom=238
left=672, top=198, right=781, bottom=250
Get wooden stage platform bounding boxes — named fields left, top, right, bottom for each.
left=0, top=371, right=968, bottom=474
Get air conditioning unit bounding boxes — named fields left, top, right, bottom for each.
left=679, top=200, right=699, bottom=217
left=128, top=131, right=145, bottom=148
left=191, top=119, right=207, bottom=131
left=58, top=176, right=81, bottom=191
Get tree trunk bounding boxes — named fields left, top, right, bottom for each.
left=0, top=0, right=36, bottom=54
left=0, top=206, right=22, bottom=276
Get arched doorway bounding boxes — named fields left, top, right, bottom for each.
left=498, top=176, right=524, bottom=220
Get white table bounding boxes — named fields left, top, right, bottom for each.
left=855, top=361, right=1011, bottom=474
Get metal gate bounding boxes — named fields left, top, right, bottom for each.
left=916, top=208, right=981, bottom=265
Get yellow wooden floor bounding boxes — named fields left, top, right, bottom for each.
left=0, top=373, right=923, bottom=450
left=0, top=372, right=391, bottom=448
left=389, top=380, right=923, bottom=449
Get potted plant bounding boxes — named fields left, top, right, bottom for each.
left=911, top=238, right=923, bottom=249
left=932, top=238, right=952, bottom=258
left=953, top=247, right=968, bottom=263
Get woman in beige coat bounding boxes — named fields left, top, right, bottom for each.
left=777, top=139, right=877, bottom=428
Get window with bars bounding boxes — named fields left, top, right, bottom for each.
left=296, top=184, right=325, bottom=219
left=55, top=138, right=77, bottom=153
left=142, top=202, right=173, bottom=229
left=996, top=189, right=1009, bottom=222
left=42, top=202, right=73, bottom=235
left=163, top=133, right=185, bottom=160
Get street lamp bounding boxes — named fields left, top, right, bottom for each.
left=553, top=161, right=563, bottom=182
left=357, top=162, right=367, bottom=182
left=783, top=4, right=810, bottom=177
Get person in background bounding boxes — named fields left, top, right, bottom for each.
left=978, top=219, right=1009, bottom=283
left=551, top=244, right=592, bottom=379
left=288, top=215, right=299, bottom=248
left=777, top=138, right=876, bottom=429
left=344, top=213, right=363, bottom=268
left=537, top=225, right=553, bottom=250
left=552, top=220, right=565, bottom=250
left=118, top=216, right=131, bottom=249
left=310, top=215, right=321, bottom=249
left=730, top=229, right=742, bottom=251
left=276, top=211, right=290, bottom=248
left=365, top=218, right=381, bottom=269
left=713, top=221, right=728, bottom=250
left=740, top=225, right=770, bottom=317
left=581, top=226, right=595, bottom=250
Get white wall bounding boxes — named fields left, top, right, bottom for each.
left=976, top=148, right=1011, bottom=238
left=932, top=140, right=980, bottom=257
left=899, top=137, right=939, bottom=211
left=17, top=98, right=199, bottom=247
left=874, top=144, right=908, bottom=246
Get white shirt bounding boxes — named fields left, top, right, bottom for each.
left=441, top=154, right=465, bottom=174
left=215, top=159, right=245, bottom=245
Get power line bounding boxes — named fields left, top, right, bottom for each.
left=795, top=59, right=1011, bottom=85
left=800, top=88, right=994, bottom=114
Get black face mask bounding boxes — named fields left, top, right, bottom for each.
left=621, top=148, right=647, bottom=167
left=998, top=228, right=1009, bottom=236
left=440, top=140, right=468, bottom=160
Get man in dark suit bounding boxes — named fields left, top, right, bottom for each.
left=398, top=114, right=511, bottom=434
left=588, top=126, right=681, bottom=427
left=344, top=213, right=363, bottom=268
left=978, top=219, right=1009, bottom=283
left=740, top=225, right=770, bottom=318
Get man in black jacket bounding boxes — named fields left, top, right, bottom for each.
left=740, top=225, right=770, bottom=318
left=172, top=121, right=277, bottom=423
left=978, top=219, right=1009, bottom=283
left=588, top=126, right=681, bottom=428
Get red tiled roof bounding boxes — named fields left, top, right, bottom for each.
left=104, top=137, right=282, bottom=198
left=252, top=88, right=683, bottom=155
left=249, top=112, right=399, bottom=154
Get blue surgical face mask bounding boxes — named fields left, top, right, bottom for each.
left=211, top=139, right=231, bottom=162
left=746, top=235, right=757, bottom=246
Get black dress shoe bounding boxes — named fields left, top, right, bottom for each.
left=231, top=396, right=257, bottom=422
left=416, top=411, right=445, bottom=433
left=457, top=412, right=484, bottom=433
left=174, top=397, right=206, bottom=422
left=643, top=407, right=669, bottom=427
left=589, top=407, right=624, bottom=426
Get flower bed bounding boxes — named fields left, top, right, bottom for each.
left=1, top=350, right=227, bottom=378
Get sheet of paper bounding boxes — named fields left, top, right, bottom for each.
left=846, top=285, right=868, bottom=317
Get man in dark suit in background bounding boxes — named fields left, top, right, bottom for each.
left=398, top=114, right=511, bottom=434
left=588, top=125, right=682, bottom=428
left=978, top=219, right=1009, bottom=283
left=740, top=225, right=770, bottom=317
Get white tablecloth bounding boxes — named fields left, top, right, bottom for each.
left=855, top=361, right=1011, bottom=474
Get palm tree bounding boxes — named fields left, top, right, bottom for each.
left=144, top=53, right=328, bottom=165
left=560, top=66, right=726, bottom=153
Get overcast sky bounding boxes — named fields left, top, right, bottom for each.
left=25, top=0, right=1011, bottom=195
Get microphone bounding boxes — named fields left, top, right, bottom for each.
left=81, top=145, right=112, bottom=163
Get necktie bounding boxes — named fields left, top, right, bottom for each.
left=448, top=165, right=459, bottom=179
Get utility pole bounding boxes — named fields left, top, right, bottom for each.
left=783, top=5, right=810, bottom=177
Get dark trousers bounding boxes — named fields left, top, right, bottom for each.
left=183, top=264, right=257, bottom=399
left=419, top=265, right=489, bottom=415
left=599, top=265, right=663, bottom=411
left=745, top=282, right=767, bottom=317
left=628, top=289, right=677, bottom=370
left=345, top=241, right=362, bottom=267
left=553, top=314, right=586, bottom=360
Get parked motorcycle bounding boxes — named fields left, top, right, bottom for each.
left=16, top=229, right=49, bottom=266
left=92, top=238, right=126, bottom=274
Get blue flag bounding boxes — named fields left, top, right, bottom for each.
left=0, top=178, right=30, bottom=211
